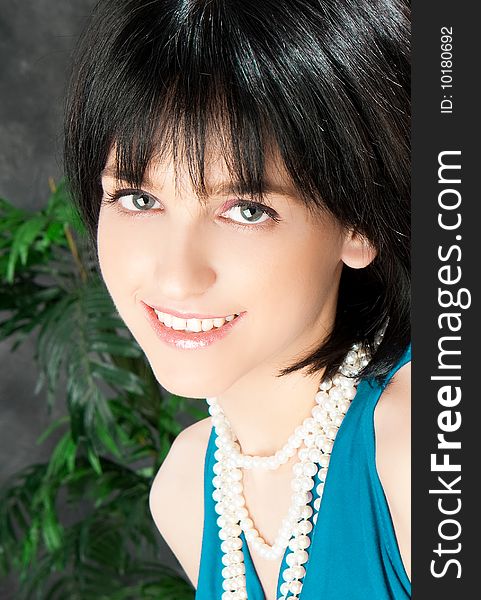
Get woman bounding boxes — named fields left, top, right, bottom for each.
left=64, top=0, right=411, bottom=598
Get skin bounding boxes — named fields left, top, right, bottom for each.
left=97, top=146, right=410, bottom=598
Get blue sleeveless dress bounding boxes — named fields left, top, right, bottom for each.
left=196, top=345, right=411, bottom=599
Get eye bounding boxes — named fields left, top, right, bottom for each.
left=104, top=189, right=161, bottom=212
left=118, top=191, right=160, bottom=211
left=220, top=200, right=281, bottom=227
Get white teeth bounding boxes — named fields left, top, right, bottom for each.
left=185, top=318, right=202, bottom=332
left=171, top=316, right=187, bottom=330
left=153, top=309, right=238, bottom=332
left=201, top=319, right=214, bottom=332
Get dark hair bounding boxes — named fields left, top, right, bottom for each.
left=64, top=0, right=410, bottom=383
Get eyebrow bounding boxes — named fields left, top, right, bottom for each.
left=100, top=166, right=294, bottom=199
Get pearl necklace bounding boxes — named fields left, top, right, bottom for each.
left=206, top=343, right=372, bottom=600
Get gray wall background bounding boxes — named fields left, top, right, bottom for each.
left=0, top=1, right=181, bottom=596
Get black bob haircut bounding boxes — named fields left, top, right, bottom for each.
left=64, top=0, right=411, bottom=384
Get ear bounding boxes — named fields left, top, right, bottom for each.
left=340, top=230, right=377, bottom=269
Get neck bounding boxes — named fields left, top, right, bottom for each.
left=215, top=361, right=324, bottom=456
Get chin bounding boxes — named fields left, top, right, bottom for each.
left=149, top=361, right=230, bottom=400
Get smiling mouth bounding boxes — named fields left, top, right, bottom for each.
left=152, top=309, right=241, bottom=333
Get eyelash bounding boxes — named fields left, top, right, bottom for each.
left=103, top=188, right=282, bottom=230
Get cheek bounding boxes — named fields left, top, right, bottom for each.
left=97, top=211, right=153, bottom=304
left=240, top=229, right=343, bottom=322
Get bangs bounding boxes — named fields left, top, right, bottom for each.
left=110, top=79, right=280, bottom=209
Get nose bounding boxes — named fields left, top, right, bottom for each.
left=153, top=223, right=217, bottom=302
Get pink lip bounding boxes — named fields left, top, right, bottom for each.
left=142, top=303, right=246, bottom=350
left=143, top=302, right=235, bottom=320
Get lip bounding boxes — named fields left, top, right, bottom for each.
left=144, top=303, right=236, bottom=320
left=142, top=303, right=246, bottom=350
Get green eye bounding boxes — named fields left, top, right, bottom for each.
left=119, top=192, right=159, bottom=211
left=221, top=200, right=281, bottom=228
left=226, top=203, right=270, bottom=224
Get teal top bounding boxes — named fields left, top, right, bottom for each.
left=196, top=344, right=411, bottom=599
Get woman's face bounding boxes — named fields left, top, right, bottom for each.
left=97, top=148, right=369, bottom=398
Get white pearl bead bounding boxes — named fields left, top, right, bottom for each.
left=288, top=537, right=300, bottom=551
left=244, top=529, right=258, bottom=542
left=308, top=448, right=322, bottom=463
left=232, top=562, right=246, bottom=575
left=304, top=432, right=316, bottom=447
left=242, top=455, right=253, bottom=468
left=315, top=391, right=329, bottom=404
left=222, top=577, right=237, bottom=591
left=282, top=567, right=295, bottom=581
left=290, top=579, right=303, bottom=594
left=217, top=515, right=227, bottom=528
left=232, top=495, right=245, bottom=508
left=230, top=550, right=244, bottom=563
left=299, top=505, right=313, bottom=520
left=296, top=520, right=313, bottom=535
left=240, top=517, right=253, bottom=530
left=213, top=462, right=224, bottom=475
left=226, top=524, right=242, bottom=537
left=237, top=507, right=248, bottom=519
left=294, top=549, right=309, bottom=564
left=332, top=414, right=344, bottom=427
left=319, top=378, right=332, bottom=391
left=318, top=467, right=328, bottom=481
left=285, top=445, right=296, bottom=458
left=234, top=575, right=246, bottom=588
left=252, top=456, right=262, bottom=469
left=293, top=462, right=304, bottom=476
left=215, top=502, right=226, bottom=515
left=326, top=425, right=338, bottom=440
left=230, top=482, right=243, bottom=494
left=319, top=453, right=330, bottom=468
left=296, top=534, right=311, bottom=549
left=298, top=448, right=309, bottom=461
left=344, top=386, right=357, bottom=399
left=293, top=492, right=310, bottom=506
left=302, top=461, right=318, bottom=477
left=312, top=405, right=327, bottom=421
left=329, top=387, right=344, bottom=401
left=228, top=468, right=242, bottom=481
left=321, top=438, right=333, bottom=453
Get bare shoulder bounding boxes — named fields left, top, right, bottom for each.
left=149, top=416, right=212, bottom=587
left=374, top=360, right=411, bottom=580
